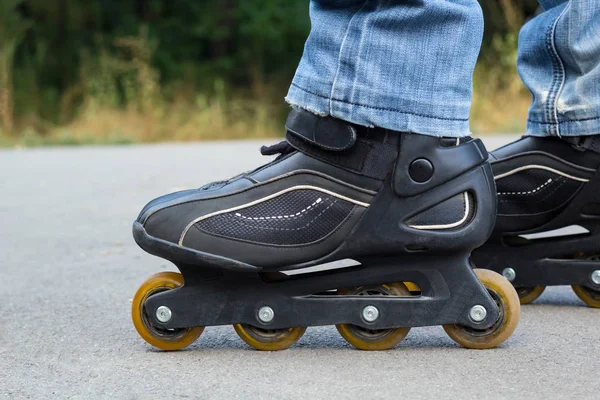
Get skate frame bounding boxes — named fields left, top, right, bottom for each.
left=144, top=254, right=500, bottom=332
left=475, top=233, right=600, bottom=288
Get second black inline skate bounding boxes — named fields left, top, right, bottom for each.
left=131, top=109, right=520, bottom=351
left=472, top=135, right=600, bottom=307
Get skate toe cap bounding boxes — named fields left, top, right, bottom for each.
left=136, top=189, right=197, bottom=223
left=135, top=189, right=205, bottom=246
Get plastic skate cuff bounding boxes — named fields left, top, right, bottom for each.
left=285, top=108, right=357, bottom=151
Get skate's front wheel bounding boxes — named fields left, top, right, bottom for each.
left=132, top=271, right=204, bottom=351
left=336, top=282, right=411, bottom=350
left=234, top=324, right=306, bottom=351
left=516, top=285, right=546, bottom=305
left=572, top=285, right=600, bottom=308
left=443, top=269, right=520, bottom=349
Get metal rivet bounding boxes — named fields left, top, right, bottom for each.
left=502, top=268, right=516, bottom=282
left=469, top=305, right=487, bottom=322
left=258, top=306, right=275, bottom=323
left=155, top=306, right=172, bottom=323
left=362, top=305, right=379, bottom=323
left=591, top=270, right=600, bottom=285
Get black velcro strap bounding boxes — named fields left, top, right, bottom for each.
left=285, top=108, right=356, bottom=151
left=286, top=130, right=398, bottom=180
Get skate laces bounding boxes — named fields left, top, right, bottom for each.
left=200, top=141, right=295, bottom=190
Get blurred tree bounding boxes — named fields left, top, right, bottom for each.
left=0, top=0, right=30, bottom=132
left=2, top=0, right=541, bottom=140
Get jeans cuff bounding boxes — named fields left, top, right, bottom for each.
left=286, top=81, right=471, bottom=138
left=526, top=116, right=600, bottom=136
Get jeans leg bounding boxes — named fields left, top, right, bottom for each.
left=518, top=0, right=600, bottom=137
left=285, top=0, right=484, bottom=137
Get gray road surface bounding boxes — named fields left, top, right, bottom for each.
left=1, top=136, right=599, bottom=399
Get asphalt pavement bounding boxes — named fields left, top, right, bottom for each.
left=1, top=136, right=599, bottom=399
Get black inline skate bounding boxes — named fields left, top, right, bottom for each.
left=472, top=135, right=600, bottom=307
left=131, top=109, right=520, bottom=351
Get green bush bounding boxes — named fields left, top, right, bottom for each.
left=0, top=0, right=541, bottom=146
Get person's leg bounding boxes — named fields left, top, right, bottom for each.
left=518, top=0, right=600, bottom=137
left=487, top=0, right=600, bottom=224
left=487, top=0, right=600, bottom=226
left=285, top=0, right=484, bottom=137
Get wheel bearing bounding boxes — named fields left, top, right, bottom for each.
left=155, top=306, right=172, bottom=323
left=591, top=270, right=600, bottom=285
left=469, top=305, right=487, bottom=322
left=258, top=306, right=275, bottom=323
left=362, top=305, right=380, bottom=323
left=502, top=268, right=516, bottom=282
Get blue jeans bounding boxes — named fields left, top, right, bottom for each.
left=285, top=0, right=600, bottom=137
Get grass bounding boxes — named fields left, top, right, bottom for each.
left=470, top=56, right=530, bottom=134
left=0, top=97, right=283, bottom=147
left=0, top=73, right=531, bottom=148
left=0, top=129, right=136, bottom=147
left=470, top=84, right=530, bottom=134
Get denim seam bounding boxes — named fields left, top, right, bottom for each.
left=552, top=4, right=571, bottom=136
left=544, top=16, right=559, bottom=134
left=292, top=83, right=469, bottom=122
left=529, top=115, right=600, bottom=124
left=329, top=0, right=370, bottom=115
left=547, top=29, right=557, bottom=134
left=544, top=4, right=570, bottom=137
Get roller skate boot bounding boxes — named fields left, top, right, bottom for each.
left=472, top=135, right=600, bottom=307
left=131, top=109, right=520, bottom=351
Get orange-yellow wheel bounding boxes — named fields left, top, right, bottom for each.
left=572, top=285, right=600, bottom=308
left=404, top=282, right=421, bottom=294
left=443, top=269, right=520, bottom=349
left=516, top=286, right=546, bottom=305
left=234, top=324, right=306, bottom=351
left=336, top=282, right=411, bottom=350
left=132, top=271, right=204, bottom=351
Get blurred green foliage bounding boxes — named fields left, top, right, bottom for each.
left=0, top=0, right=541, bottom=144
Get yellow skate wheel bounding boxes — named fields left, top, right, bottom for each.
left=572, top=285, right=600, bottom=308
left=404, top=282, right=421, bottom=294
left=516, top=286, right=546, bottom=305
left=234, top=324, right=306, bottom=351
left=443, top=269, right=520, bottom=349
left=132, top=271, right=204, bottom=351
left=336, top=282, right=411, bottom=350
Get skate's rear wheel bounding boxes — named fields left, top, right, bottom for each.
left=132, top=271, right=204, bottom=351
left=336, top=282, right=411, bottom=350
left=572, top=285, right=600, bottom=308
left=571, top=255, right=600, bottom=308
left=443, top=269, right=520, bottom=349
left=516, top=286, right=546, bottom=305
left=234, top=324, right=306, bottom=351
